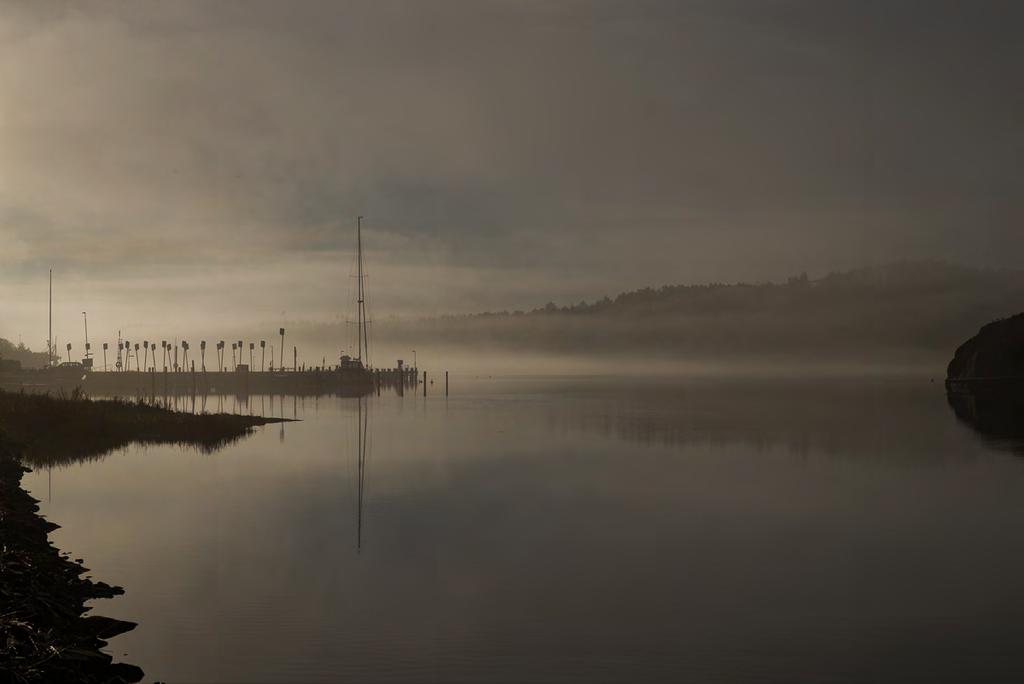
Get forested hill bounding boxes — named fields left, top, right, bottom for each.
left=364, top=262, right=1024, bottom=364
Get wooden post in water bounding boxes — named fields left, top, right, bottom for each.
left=446, top=370, right=449, bottom=396
left=423, top=370, right=427, bottom=397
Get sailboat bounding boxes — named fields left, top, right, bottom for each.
left=340, top=216, right=370, bottom=371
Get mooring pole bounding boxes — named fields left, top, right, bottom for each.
left=446, top=370, right=449, bottom=396
left=423, top=370, right=427, bottom=397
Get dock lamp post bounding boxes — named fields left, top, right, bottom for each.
left=260, top=340, right=266, bottom=372
left=238, top=340, right=243, bottom=366
left=143, top=341, right=149, bottom=371
left=161, top=341, right=167, bottom=370
left=200, top=340, right=206, bottom=371
left=134, top=343, right=140, bottom=371
left=102, top=343, right=108, bottom=372
left=123, top=342, right=129, bottom=371
left=66, top=342, right=71, bottom=363
left=249, top=342, right=254, bottom=369
left=182, top=341, right=189, bottom=371
left=217, top=341, right=225, bottom=371
left=279, top=328, right=285, bottom=370
left=231, top=342, right=237, bottom=370
left=412, top=349, right=417, bottom=371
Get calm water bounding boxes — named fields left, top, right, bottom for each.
left=23, top=377, right=1024, bottom=682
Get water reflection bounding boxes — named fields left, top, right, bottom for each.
left=22, top=378, right=1024, bottom=683
left=356, top=396, right=369, bottom=552
left=947, top=386, right=1024, bottom=455
left=492, top=377, right=974, bottom=463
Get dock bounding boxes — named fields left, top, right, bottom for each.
left=0, top=365, right=420, bottom=399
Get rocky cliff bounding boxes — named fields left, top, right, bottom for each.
left=947, top=313, right=1024, bottom=381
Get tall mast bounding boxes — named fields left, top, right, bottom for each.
left=357, top=216, right=369, bottom=366
left=48, top=269, right=52, bottom=367
left=82, top=311, right=89, bottom=361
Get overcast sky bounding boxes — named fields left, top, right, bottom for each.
left=1, top=0, right=1021, bottom=348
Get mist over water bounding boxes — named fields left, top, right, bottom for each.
left=23, top=377, right=1024, bottom=682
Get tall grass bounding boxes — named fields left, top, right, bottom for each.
left=0, top=388, right=283, bottom=467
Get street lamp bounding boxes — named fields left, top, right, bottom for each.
left=279, top=328, right=285, bottom=370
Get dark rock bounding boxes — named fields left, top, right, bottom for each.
left=946, top=313, right=1024, bottom=454
left=0, top=441, right=143, bottom=683
left=82, top=615, right=139, bottom=639
left=947, top=312, right=1024, bottom=381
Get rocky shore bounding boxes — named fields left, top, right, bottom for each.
left=946, top=312, right=1024, bottom=384
left=0, top=390, right=290, bottom=682
left=0, top=443, right=143, bottom=683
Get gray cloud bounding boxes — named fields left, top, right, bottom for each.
left=1, top=0, right=1021, bottom=345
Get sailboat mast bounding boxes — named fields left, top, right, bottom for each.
left=356, top=216, right=369, bottom=366
left=48, top=269, right=52, bottom=367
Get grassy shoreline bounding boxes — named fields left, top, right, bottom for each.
left=0, top=390, right=288, bottom=683
left=0, top=388, right=289, bottom=467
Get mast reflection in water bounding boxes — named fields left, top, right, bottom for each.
left=356, top=396, right=370, bottom=552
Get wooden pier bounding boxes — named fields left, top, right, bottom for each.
left=0, top=365, right=421, bottom=399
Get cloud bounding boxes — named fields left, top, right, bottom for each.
left=0, top=0, right=1021, bottom=344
